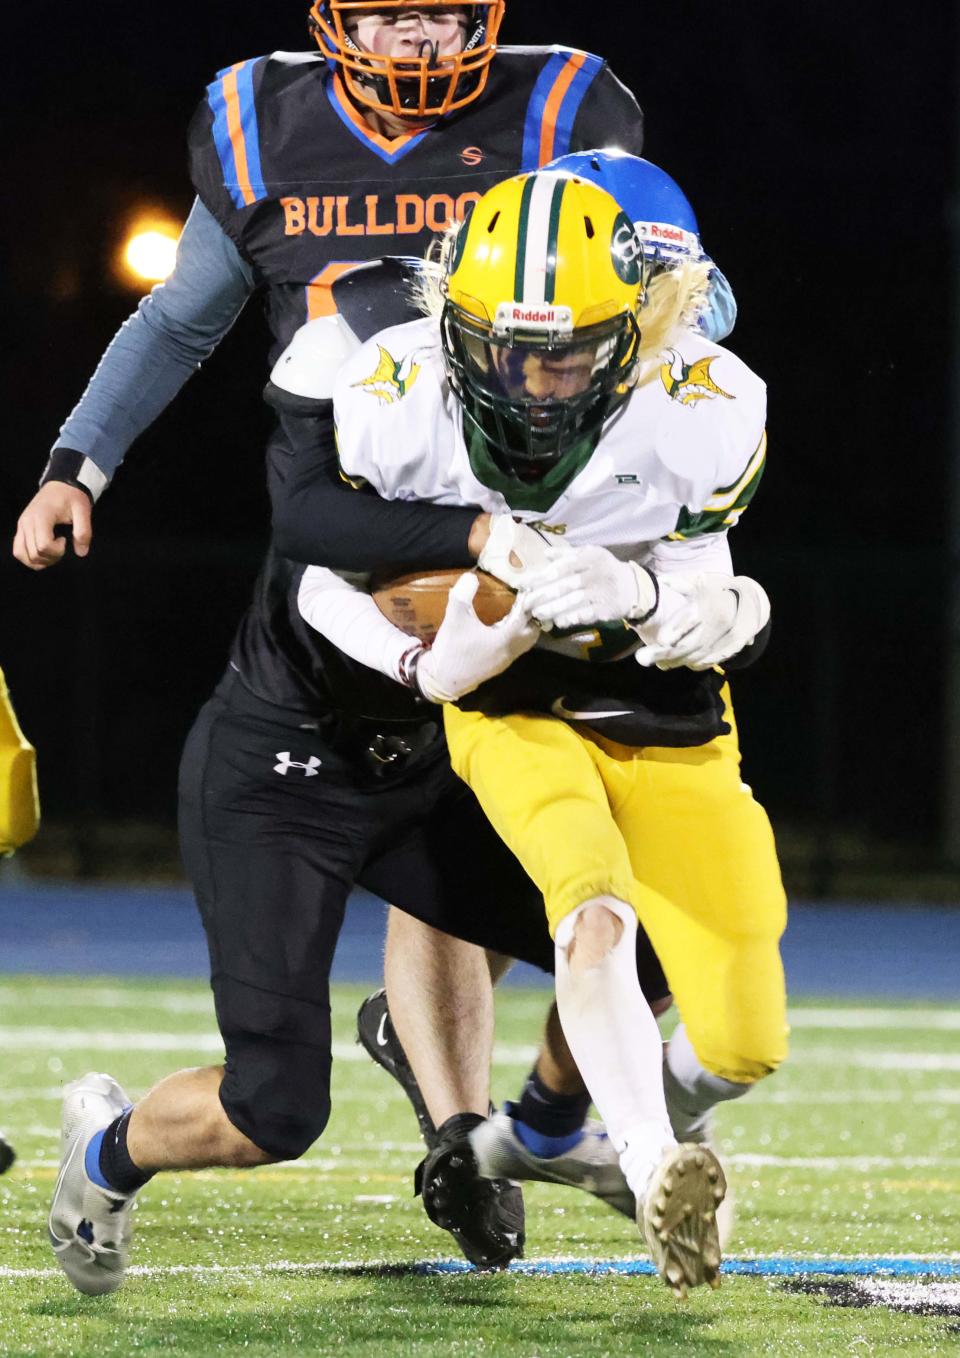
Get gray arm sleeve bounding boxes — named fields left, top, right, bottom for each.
left=54, top=198, right=256, bottom=484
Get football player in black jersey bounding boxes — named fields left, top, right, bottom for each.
left=16, top=5, right=671, bottom=1295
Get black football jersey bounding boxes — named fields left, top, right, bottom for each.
left=188, top=45, right=644, bottom=719
left=189, top=46, right=644, bottom=360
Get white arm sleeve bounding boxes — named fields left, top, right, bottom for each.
left=297, top=567, right=419, bottom=685
left=643, top=532, right=734, bottom=578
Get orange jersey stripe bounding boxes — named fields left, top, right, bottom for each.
left=223, top=64, right=257, bottom=208
left=306, top=261, right=363, bottom=320
left=332, top=76, right=423, bottom=155
left=538, top=51, right=588, bottom=167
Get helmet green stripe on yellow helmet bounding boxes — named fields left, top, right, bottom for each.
left=441, top=170, right=644, bottom=482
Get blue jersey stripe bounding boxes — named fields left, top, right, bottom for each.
left=234, top=58, right=268, bottom=202
left=206, top=75, right=244, bottom=211
left=520, top=51, right=569, bottom=172
left=206, top=58, right=268, bottom=208
left=549, top=51, right=604, bottom=160
left=324, top=76, right=431, bottom=165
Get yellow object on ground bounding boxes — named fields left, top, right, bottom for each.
left=0, top=665, right=39, bottom=855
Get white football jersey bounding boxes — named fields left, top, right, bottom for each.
left=332, top=315, right=767, bottom=567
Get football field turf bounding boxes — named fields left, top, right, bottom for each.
left=1, top=977, right=958, bottom=1356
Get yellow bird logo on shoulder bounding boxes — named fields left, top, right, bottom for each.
left=660, top=350, right=734, bottom=406
left=352, top=345, right=421, bottom=404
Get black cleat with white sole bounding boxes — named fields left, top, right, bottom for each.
left=416, top=1113, right=525, bottom=1270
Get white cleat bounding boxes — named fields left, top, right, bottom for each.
left=640, top=1142, right=726, bottom=1299
left=48, top=1072, right=137, bottom=1296
left=470, top=1107, right=634, bottom=1217
left=665, top=1107, right=736, bottom=1250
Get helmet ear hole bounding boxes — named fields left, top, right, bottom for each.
left=583, top=216, right=595, bottom=240
left=487, top=211, right=501, bottom=233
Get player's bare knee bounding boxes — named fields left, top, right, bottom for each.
left=567, top=903, right=624, bottom=973
left=220, top=1129, right=281, bottom=1169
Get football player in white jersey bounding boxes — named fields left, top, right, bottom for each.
left=298, top=166, right=787, bottom=1295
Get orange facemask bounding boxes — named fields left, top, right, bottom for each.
left=309, top=1, right=505, bottom=118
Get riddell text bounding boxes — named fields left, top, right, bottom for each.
left=281, top=192, right=483, bottom=237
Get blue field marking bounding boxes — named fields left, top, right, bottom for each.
left=415, top=1257, right=960, bottom=1278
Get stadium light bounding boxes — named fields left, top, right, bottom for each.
left=117, top=214, right=183, bottom=286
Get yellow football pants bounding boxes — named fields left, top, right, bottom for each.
left=444, top=690, right=788, bottom=1085
left=0, top=666, right=39, bottom=856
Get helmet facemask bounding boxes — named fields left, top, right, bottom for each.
left=438, top=172, right=646, bottom=483
left=309, top=1, right=505, bottom=118
left=441, top=303, right=641, bottom=481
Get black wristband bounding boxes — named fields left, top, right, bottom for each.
left=40, top=449, right=101, bottom=504
left=633, top=565, right=660, bottom=626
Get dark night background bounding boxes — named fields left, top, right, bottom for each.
left=1, top=3, right=956, bottom=891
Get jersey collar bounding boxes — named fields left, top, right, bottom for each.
left=325, top=74, right=434, bottom=164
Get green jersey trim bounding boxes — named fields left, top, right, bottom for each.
left=668, top=430, right=767, bottom=540
left=465, top=423, right=600, bottom=512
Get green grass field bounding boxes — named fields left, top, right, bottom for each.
left=1, top=977, right=958, bottom=1356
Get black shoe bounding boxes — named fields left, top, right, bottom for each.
left=415, top=1113, right=525, bottom=1270
left=0, top=1135, right=15, bottom=1175
left=356, top=989, right=436, bottom=1145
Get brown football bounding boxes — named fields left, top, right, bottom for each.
left=371, top=567, right=516, bottom=645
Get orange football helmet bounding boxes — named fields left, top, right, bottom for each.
left=309, top=1, right=505, bottom=118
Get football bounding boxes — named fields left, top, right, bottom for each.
left=371, top=567, right=516, bottom=645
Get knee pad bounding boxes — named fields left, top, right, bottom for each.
left=214, top=975, right=333, bottom=1160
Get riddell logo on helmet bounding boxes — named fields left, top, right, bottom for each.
left=511, top=306, right=560, bottom=323
left=637, top=221, right=699, bottom=251
left=493, top=302, right=573, bottom=334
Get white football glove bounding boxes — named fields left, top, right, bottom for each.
left=635, top=573, right=770, bottom=671
left=415, top=573, right=540, bottom=704
left=477, top=514, right=570, bottom=590
left=522, top=544, right=659, bottom=630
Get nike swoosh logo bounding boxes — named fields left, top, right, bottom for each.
left=551, top=698, right=634, bottom=722
left=376, top=1013, right=389, bottom=1047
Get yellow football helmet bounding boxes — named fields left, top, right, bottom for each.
left=441, top=171, right=645, bottom=477
left=309, top=1, right=505, bottom=118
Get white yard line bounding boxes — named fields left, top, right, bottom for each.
left=729, top=1153, right=960, bottom=1170
left=8, top=1085, right=960, bottom=1108
left=0, top=1028, right=541, bottom=1063
left=753, top=1088, right=960, bottom=1104
left=787, top=1008, right=960, bottom=1031
left=9, top=1028, right=960, bottom=1071
left=855, top=1279, right=960, bottom=1309
left=2, top=988, right=959, bottom=1029
left=0, top=986, right=214, bottom=1015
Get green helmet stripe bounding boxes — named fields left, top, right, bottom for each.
left=543, top=177, right=566, bottom=305
left=514, top=174, right=537, bottom=303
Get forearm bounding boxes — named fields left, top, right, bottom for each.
left=297, top=567, right=418, bottom=685
left=271, top=402, right=480, bottom=571
left=55, top=302, right=213, bottom=484
left=52, top=199, right=254, bottom=487
left=643, top=532, right=734, bottom=578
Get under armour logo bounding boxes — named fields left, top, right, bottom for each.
left=274, top=751, right=322, bottom=777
